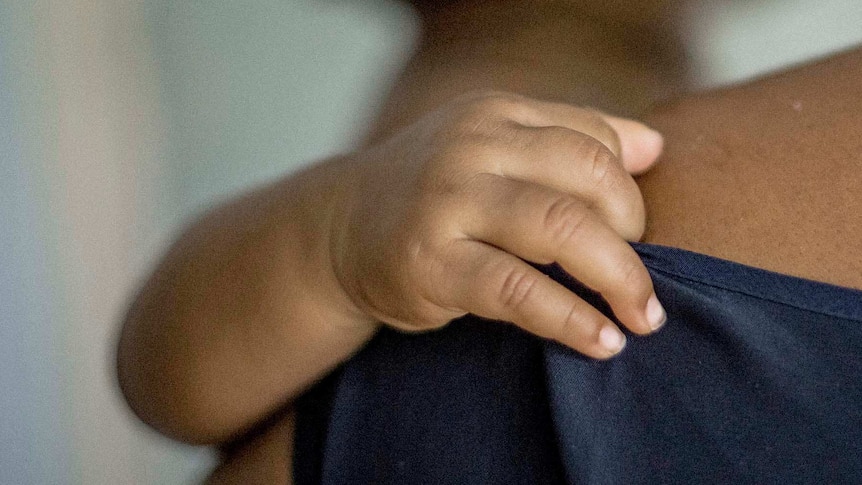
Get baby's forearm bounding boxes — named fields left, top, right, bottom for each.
left=117, top=157, right=378, bottom=445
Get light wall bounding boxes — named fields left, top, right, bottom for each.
left=144, top=0, right=419, bottom=218
left=1, top=1, right=210, bottom=483
left=686, top=0, right=862, bottom=87
left=2, top=1, right=861, bottom=484
left=0, top=1, right=417, bottom=483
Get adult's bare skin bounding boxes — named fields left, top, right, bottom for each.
left=206, top=45, right=862, bottom=485
left=640, top=47, right=862, bottom=290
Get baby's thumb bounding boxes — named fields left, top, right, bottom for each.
left=602, top=115, right=664, bottom=175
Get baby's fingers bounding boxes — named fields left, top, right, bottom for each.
left=479, top=92, right=663, bottom=174
left=461, top=176, right=665, bottom=337
left=440, top=239, right=626, bottom=359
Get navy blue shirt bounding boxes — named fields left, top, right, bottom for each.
left=295, top=244, right=862, bottom=484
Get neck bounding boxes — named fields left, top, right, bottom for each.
left=367, top=0, right=691, bottom=143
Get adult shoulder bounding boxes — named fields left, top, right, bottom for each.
left=638, top=47, right=862, bottom=290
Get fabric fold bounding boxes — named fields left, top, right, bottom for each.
left=295, top=244, right=862, bottom=484
left=545, top=244, right=862, bottom=484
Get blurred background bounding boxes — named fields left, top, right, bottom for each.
left=2, top=0, right=862, bottom=483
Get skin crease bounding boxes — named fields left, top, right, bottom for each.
left=206, top=46, right=862, bottom=483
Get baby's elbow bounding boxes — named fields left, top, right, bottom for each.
left=115, top=320, right=231, bottom=446
left=116, top=354, right=232, bottom=445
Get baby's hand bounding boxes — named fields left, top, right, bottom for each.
left=329, top=91, right=666, bottom=359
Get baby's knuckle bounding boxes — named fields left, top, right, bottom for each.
left=542, top=197, right=590, bottom=248
left=585, top=141, right=619, bottom=190
left=613, top=257, right=649, bottom=293
left=424, top=141, right=495, bottom=194
left=458, top=92, right=527, bottom=126
left=496, top=266, right=541, bottom=312
left=533, top=125, right=577, bottom=149
left=583, top=110, right=618, bottom=142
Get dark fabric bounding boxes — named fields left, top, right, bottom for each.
left=294, top=317, right=567, bottom=484
left=294, top=244, right=862, bottom=484
left=293, top=369, right=342, bottom=485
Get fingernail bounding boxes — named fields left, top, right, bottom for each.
left=646, top=293, right=667, bottom=331
left=599, top=326, right=626, bottom=355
